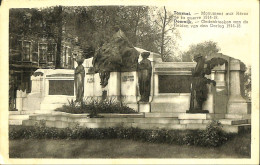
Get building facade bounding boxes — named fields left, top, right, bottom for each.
left=9, top=9, right=79, bottom=110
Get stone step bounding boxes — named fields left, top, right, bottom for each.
left=225, top=114, right=251, bottom=119
left=218, top=119, right=249, bottom=125
left=20, top=110, right=42, bottom=115
left=29, top=115, right=179, bottom=124
left=9, top=120, right=23, bottom=125
left=178, top=113, right=227, bottom=120
left=9, top=110, right=42, bottom=115
left=134, top=118, right=180, bottom=124
left=222, top=124, right=251, bottom=133
left=9, top=111, right=21, bottom=115
left=22, top=119, right=251, bottom=133
left=9, top=115, right=30, bottom=120
left=40, top=103, right=66, bottom=111
left=145, top=112, right=184, bottom=118
left=23, top=119, right=185, bottom=130
left=101, top=113, right=145, bottom=118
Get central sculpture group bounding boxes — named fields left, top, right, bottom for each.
left=74, top=27, right=224, bottom=113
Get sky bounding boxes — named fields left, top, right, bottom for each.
left=166, top=2, right=254, bottom=66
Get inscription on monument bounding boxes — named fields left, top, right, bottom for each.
left=159, top=75, right=192, bottom=93
left=122, top=75, right=134, bottom=82
left=49, top=80, right=74, bottom=96
left=87, top=78, right=94, bottom=83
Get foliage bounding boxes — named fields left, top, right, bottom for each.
left=151, top=6, right=180, bottom=61
left=54, top=97, right=137, bottom=115
left=244, top=66, right=251, bottom=100
left=9, top=6, right=181, bottom=62
left=10, top=121, right=234, bottom=147
left=181, top=41, right=220, bottom=62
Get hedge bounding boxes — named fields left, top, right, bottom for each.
left=9, top=120, right=235, bottom=147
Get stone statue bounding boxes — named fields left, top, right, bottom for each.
left=74, top=57, right=85, bottom=102
left=187, top=54, right=211, bottom=113
left=138, top=52, right=152, bottom=102
left=92, top=27, right=139, bottom=88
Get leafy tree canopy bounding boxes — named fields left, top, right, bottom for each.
left=181, top=41, right=220, bottom=62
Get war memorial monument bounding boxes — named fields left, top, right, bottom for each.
left=9, top=28, right=251, bottom=134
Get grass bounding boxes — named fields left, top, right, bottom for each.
left=9, top=131, right=251, bottom=158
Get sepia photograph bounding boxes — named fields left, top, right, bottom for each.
left=0, top=0, right=259, bottom=164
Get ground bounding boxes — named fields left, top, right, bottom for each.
left=9, top=132, right=250, bottom=158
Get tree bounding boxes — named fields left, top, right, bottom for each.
left=181, top=41, right=220, bottom=62
left=152, top=6, right=180, bottom=61
left=73, top=6, right=159, bottom=53
left=244, top=66, right=251, bottom=100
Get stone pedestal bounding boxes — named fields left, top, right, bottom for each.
left=93, top=73, right=103, bottom=97
left=16, top=90, right=26, bottom=111
left=202, top=82, right=216, bottom=113
left=84, top=73, right=94, bottom=97
left=107, top=72, right=121, bottom=100
left=121, top=71, right=139, bottom=110
left=151, top=94, right=190, bottom=112
left=178, top=113, right=208, bottom=120
left=227, top=59, right=249, bottom=114
left=151, top=62, right=196, bottom=113
left=138, top=102, right=151, bottom=113
left=210, top=64, right=228, bottom=114
left=31, top=75, right=43, bottom=93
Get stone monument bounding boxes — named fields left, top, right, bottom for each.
left=91, top=27, right=139, bottom=100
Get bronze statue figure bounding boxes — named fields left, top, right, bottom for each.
left=99, top=71, right=110, bottom=88
left=74, top=57, right=85, bottom=102
left=138, top=52, right=152, bottom=102
left=187, top=54, right=212, bottom=113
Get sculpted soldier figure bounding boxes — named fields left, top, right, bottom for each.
left=138, top=52, right=152, bottom=102
left=187, top=54, right=210, bottom=113
left=74, top=57, right=85, bottom=102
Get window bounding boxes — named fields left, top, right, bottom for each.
left=22, top=41, right=31, bottom=61
left=39, top=43, right=47, bottom=63
left=47, top=43, right=56, bottom=63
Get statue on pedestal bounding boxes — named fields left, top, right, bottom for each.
left=74, top=57, right=85, bottom=102
left=138, top=52, right=152, bottom=102
left=187, top=54, right=212, bottom=113
left=187, top=54, right=227, bottom=113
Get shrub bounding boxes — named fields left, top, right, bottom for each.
left=55, top=97, right=137, bottom=116
left=9, top=120, right=235, bottom=148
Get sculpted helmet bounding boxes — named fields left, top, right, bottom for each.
left=76, top=55, right=85, bottom=64
left=141, top=52, right=150, bottom=58
left=193, top=53, right=203, bottom=60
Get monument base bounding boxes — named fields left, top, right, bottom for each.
left=138, top=102, right=151, bottom=113
left=186, top=110, right=209, bottom=114
left=228, top=102, right=250, bottom=114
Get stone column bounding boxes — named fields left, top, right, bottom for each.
left=212, top=64, right=228, bottom=114
left=16, top=90, right=23, bottom=111
left=31, top=75, right=43, bottom=93
left=153, top=73, right=159, bottom=96
left=227, top=59, right=249, bottom=114
left=202, top=82, right=216, bottom=113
